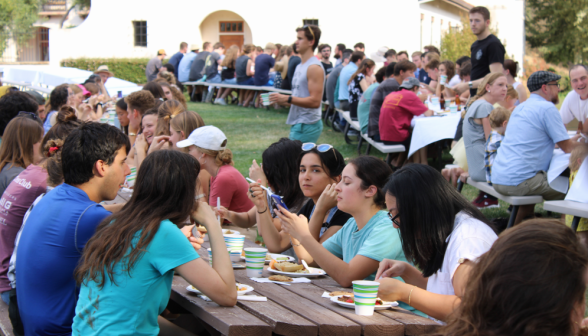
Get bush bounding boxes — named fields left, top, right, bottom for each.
left=60, top=58, right=168, bottom=84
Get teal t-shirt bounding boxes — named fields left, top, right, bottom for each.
left=358, top=83, right=379, bottom=135
left=72, top=220, right=199, bottom=335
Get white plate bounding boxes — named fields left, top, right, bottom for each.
left=267, top=267, right=326, bottom=278
left=240, top=253, right=295, bottom=264
left=187, top=283, right=254, bottom=296
left=329, top=295, right=398, bottom=310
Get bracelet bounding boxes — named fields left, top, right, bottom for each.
left=129, top=133, right=137, bottom=136
left=257, top=207, right=268, bottom=214
left=290, top=239, right=301, bottom=247
left=408, top=286, right=416, bottom=306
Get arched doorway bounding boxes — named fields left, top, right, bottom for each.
left=199, top=10, right=252, bottom=50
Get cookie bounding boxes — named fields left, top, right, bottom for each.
left=329, top=291, right=353, bottom=297
left=268, top=275, right=293, bottom=282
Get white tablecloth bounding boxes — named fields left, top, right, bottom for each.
left=408, top=113, right=461, bottom=158
left=566, top=159, right=588, bottom=203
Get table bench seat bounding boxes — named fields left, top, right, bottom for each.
left=0, top=300, right=13, bottom=336
left=543, top=200, right=588, bottom=231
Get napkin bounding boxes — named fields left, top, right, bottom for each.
left=198, top=294, right=267, bottom=302
left=322, top=291, right=330, bottom=298
left=250, top=277, right=311, bottom=285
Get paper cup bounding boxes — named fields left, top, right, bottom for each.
left=244, top=248, right=267, bottom=277
left=439, top=74, right=447, bottom=85
left=352, top=280, right=380, bottom=316
left=449, top=105, right=458, bottom=113
left=431, top=96, right=440, bottom=105
left=223, top=234, right=246, bottom=262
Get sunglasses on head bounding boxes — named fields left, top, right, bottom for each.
left=302, top=25, right=316, bottom=41
left=301, top=143, right=333, bottom=152
left=18, top=111, right=39, bottom=121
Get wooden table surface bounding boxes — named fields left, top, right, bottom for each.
left=169, top=239, right=441, bottom=336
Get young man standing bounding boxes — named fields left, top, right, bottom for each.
left=145, top=49, right=167, bottom=82
left=270, top=25, right=325, bottom=143
left=334, top=43, right=346, bottom=67
left=454, top=6, right=505, bottom=96
left=16, top=123, right=131, bottom=335
left=168, top=42, right=188, bottom=79
left=560, top=64, right=588, bottom=134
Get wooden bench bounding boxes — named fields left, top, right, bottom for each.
left=466, top=177, right=543, bottom=228
left=0, top=300, right=13, bottom=336
left=361, top=134, right=406, bottom=166
left=336, top=109, right=361, bottom=144
left=543, top=200, right=588, bottom=231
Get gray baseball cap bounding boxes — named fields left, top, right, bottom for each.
left=399, top=77, right=421, bottom=90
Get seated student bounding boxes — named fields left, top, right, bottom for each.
left=442, top=219, right=587, bottom=335
left=204, top=42, right=226, bottom=103
left=282, top=43, right=301, bottom=91
left=376, top=164, right=497, bottom=322
left=73, top=150, right=236, bottom=335
left=157, top=70, right=177, bottom=87
left=115, top=98, right=130, bottom=135
left=337, top=51, right=364, bottom=111
left=449, top=57, right=468, bottom=87
left=503, top=59, right=528, bottom=105
left=379, top=77, right=434, bottom=166
left=43, top=84, right=70, bottom=132
left=154, top=100, right=185, bottom=137
left=347, top=59, right=376, bottom=120
left=25, top=90, right=46, bottom=119
left=236, top=44, right=257, bottom=107
left=484, top=107, right=511, bottom=185
left=15, top=123, right=131, bottom=335
left=423, top=59, right=440, bottom=93
left=0, top=107, right=80, bottom=305
left=155, top=78, right=174, bottom=101
left=0, top=115, right=44, bottom=198
left=157, top=81, right=188, bottom=110
left=457, top=61, right=472, bottom=101
left=214, top=45, right=240, bottom=105
left=216, top=138, right=306, bottom=229
left=249, top=144, right=350, bottom=253
left=0, top=91, right=39, bottom=144
left=143, top=82, right=166, bottom=101
left=358, top=67, right=385, bottom=135
left=566, top=144, right=588, bottom=249
left=495, top=84, right=519, bottom=112
left=275, top=156, right=407, bottom=288
left=434, top=60, right=457, bottom=98
left=132, top=108, right=158, bottom=171
left=254, top=43, right=276, bottom=87
left=273, top=46, right=291, bottom=89
left=178, top=126, right=253, bottom=216
left=463, top=73, right=507, bottom=208
left=125, top=90, right=156, bottom=146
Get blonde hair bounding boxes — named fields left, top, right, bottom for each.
left=198, top=141, right=233, bottom=167
left=506, top=84, right=519, bottom=100
left=69, top=84, right=82, bottom=95
left=158, top=82, right=187, bottom=109
left=171, top=111, right=205, bottom=153
left=221, top=45, right=240, bottom=68
left=489, top=106, right=511, bottom=129
left=241, top=44, right=255, bottom=56
left=463, top=73, right=506, bottom=117
left=569, top=144, right=588, bottom=172
left=156, top=100, right=185, bottom=136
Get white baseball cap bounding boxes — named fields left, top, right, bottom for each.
left=176, top=125, right=227, bottom=151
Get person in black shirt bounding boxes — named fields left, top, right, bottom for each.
left=249, top=144, right=350, bottom=253
left=281, top=43, right=301, bottom=90
left=454, top=6, right=505, bottom=96
left=318, top=44, right=333, bottom=76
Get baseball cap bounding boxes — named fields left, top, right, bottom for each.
left=176, top=125, right=227, bottom=151
left=399, top=77, right=421, bottom=90
left=527, top=71, right=561, bottom=92
left=158, top=49, right=167, bottom=56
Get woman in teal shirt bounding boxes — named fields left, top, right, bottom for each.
left=276, top=156, right=408, bottom=288
left=73, top=150, right=237, bottom=336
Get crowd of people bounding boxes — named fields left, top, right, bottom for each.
left=0, top=4, right=586, bottom=336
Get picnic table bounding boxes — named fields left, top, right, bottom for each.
left=169, top=238, right=441, bottom=336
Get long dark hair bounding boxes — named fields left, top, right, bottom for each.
left=349, top=156, right=392, bottom=209
left=299, top=146, right=345, bottom=179
left=443, top=219, right=588, bottom=336
left=75, top=150, right=200, bottom=287
left=142, top=82, right=165, bottom=100
left=348, top=59, right=375, bottom=85
left=383, top=164, right=492, bottom=277
left=262, top=138, right=305, bottom=209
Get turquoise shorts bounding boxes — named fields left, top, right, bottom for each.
left=289, top=121, right=323, bottom=143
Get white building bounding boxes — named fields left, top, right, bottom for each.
left=1, top=0, right=525, bottom=75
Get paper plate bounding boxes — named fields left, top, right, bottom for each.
left=267, top=267, right=326, bottom=278
left=240, top=253, right=295, bottom=264
left=330, top=295, right=398, bottom=310
left=187, top=283, right=254, bottom=296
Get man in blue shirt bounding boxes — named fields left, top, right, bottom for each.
left=492, top=71, right=582, bottom=224
left=337, top=51, right=364, bottom=111
left=178, top=44, right=199, bottom=83
left=167, top=42, right=188, bottom=79
left=16, top=123, right=131, bottom=335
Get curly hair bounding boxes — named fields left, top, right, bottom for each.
left=157, top=71, right=177, bottom=86
left=0, top=91, right=38, bottom=136
left=125, top=90, right=156, bottom=115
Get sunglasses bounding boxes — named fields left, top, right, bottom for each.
left=301, top=143, right=333, bottom=152
left=302, top=25, right=316, bottom=41
left=387, top=210, right=400, bottom=226
left=18, top=111, right=39, bottom=121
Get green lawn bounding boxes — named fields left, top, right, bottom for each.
left=186, top=101, right=555, bottom=222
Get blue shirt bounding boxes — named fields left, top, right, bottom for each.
left=337, top=63, right=358, bottom=101
left=492, top=94, right=570, bottom=186
left=322, top=211, right=407, bottom=280
left=178, top=51, right=197, bottom=82
left=254, top=53, right=275, bottom=86
left=167, top=51, right=184, bottom=78
left=16, top=184, right=111, bottom=336
left=43, top=110, right=56, bottom=133
left=418, top=68, right=430, bottom=84
left=73, top=220, right=199, bottom=335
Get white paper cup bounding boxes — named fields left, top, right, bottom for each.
left=223, top=234, right=245, bottom=262
left=244, top=248, right=267, bottom=277
left=431, top=97, right=440, bottom=105
left=352, top=280, right=380, bottom=316
left=439, top=74, right=447, bottom=85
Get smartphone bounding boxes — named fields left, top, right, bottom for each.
left=270, top=194, right=289, bottom=212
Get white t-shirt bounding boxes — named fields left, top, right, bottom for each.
left=426, top=212, right=497, bottom=296
left=560, top=90, right=588, bottom=124
left=448, top=74, right=461, bottom=88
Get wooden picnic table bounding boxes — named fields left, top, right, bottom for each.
left=169, top=238, right=441, bottom=336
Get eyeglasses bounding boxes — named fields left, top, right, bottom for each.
left=387, top=210, right=400, bottom=226
left=301, top=143, right=333, bottom=152
left=546, top=83, right=560, bottom=89
left=302, top=25, right=315, bottom=41
left=18, top=111, right=39, bottom=121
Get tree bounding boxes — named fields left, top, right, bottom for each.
left=60, top=0, right=91, bottom=28
left=526, top=0, right=588, bottom=66
left=440, top=15, right=504, bottom=63
left=0, top=0, right=44, bottom=56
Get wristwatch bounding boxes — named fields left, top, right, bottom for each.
left=468, top=81, right=473, bottom=89
left=96, top=102, right=105, bottom=109
left=287, top=96, right=292, bottom=104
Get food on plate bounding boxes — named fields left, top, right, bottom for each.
left=272, top=261, right=304, bottom=272
left=338, top=295, right=354, bottom=303
left=224, top=230, right=236, bottom=234
left=375, top=299, right=383, bottom=305
left=265, top=253, right=289, bottom=261
left=236, top=284, right=248, bottom=292
left=329, top=291, right=353, bottom=297
left=268, top=275, right=293, bottom=282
